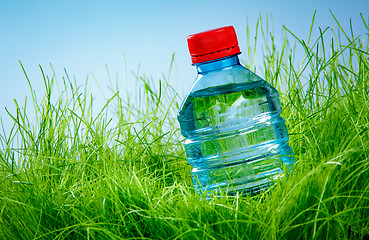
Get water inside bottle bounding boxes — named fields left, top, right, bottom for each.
left=178, top=80, right=294, bottom=195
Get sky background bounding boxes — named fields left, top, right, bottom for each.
left=0, top=0, right=368, bottom=133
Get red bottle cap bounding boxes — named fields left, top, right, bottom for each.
left=187, top=26, right=241, bottom=64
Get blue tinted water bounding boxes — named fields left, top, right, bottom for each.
left=178, top=79, right=294, bottom=195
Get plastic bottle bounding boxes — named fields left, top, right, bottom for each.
left=177, top=26, right=294, bottom=196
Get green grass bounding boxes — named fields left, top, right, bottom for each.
left=1, top=12, right=369, bottom=239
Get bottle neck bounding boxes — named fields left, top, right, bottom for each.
left=195, top=55, right=240, bottom=74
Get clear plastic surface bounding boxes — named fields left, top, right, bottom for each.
left=178, top=55, right=294, bottom=196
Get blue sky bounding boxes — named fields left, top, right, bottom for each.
left=0, top=0, right=368, bottom=131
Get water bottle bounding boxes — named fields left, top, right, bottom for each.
left=177, top=26, right=294, bottom=196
